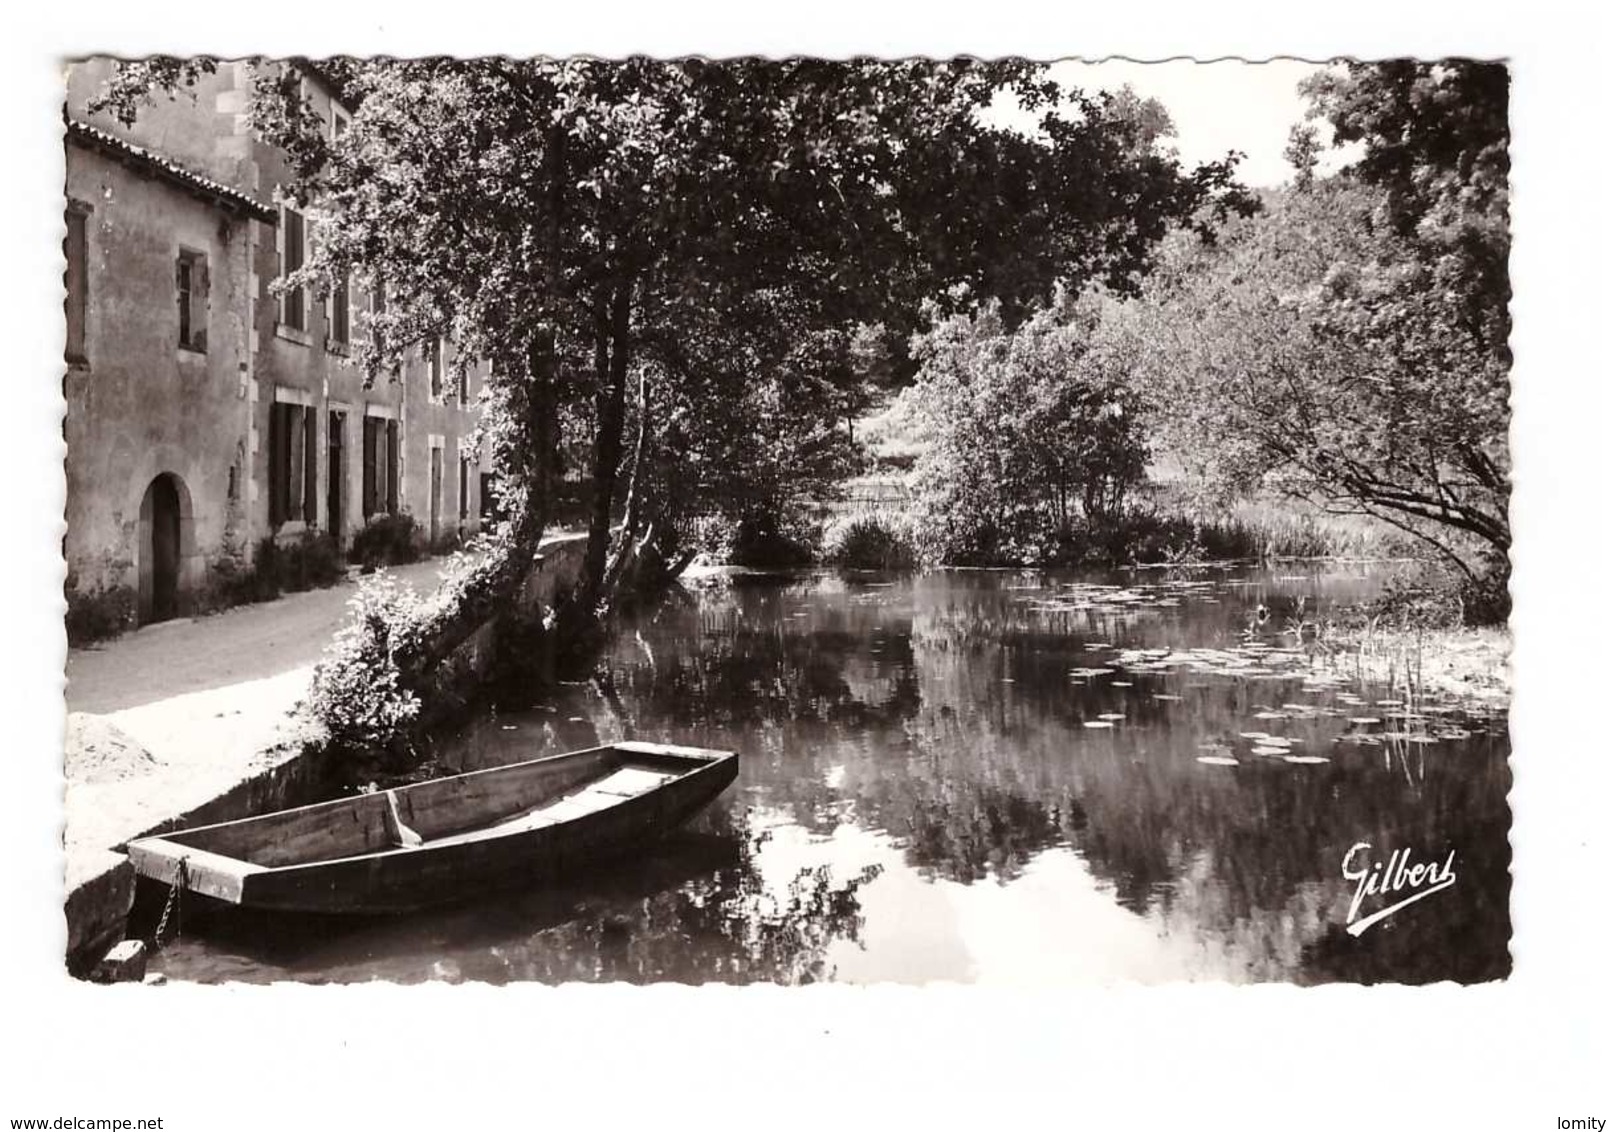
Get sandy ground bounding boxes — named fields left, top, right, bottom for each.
left=61, top=558, right=455, bottom=873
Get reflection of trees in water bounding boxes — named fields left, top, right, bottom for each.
left=168, top=814, right=884, bottom=986
left=600, top=574, right=1513, bottom=983
left=901, top=786, right=1076, bottom=884
left=476, top=850, right=884, bottom=985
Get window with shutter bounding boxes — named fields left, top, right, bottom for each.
left=269, top=404, right=290, bottom=524
left=386, top=419, right=399, bottom=514
left=331, top=273, right=350, bottom=346
left=176, top=249, right=208, bottom=352
left=65, top=204, right=89, bottom=365
left=303, top=408, right=319, bottom=525
left=282, top=207, right=306, bottom=332
left=362, top=417, right=380, bottom=519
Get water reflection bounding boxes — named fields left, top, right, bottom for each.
left=154, top=564, right=1510, bottom=985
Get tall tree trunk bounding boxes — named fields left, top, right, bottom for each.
left=389, top=123, right=567, bottom=693
left=582, top=280, right=633, bottom=612
left=394, top=332, right=556, bottom=688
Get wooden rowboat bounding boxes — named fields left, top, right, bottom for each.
left=125, top=741, right=738, bottom=914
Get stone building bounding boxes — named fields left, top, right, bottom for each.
left=63, top=60, right=488, bottom=632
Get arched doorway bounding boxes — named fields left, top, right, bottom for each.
left=138, top=474, right=183, bottom=624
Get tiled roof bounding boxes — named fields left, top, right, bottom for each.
left=65, top=118, right=277, bottom=223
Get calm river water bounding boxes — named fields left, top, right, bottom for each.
left=153, top=563, right=1511, bottom=985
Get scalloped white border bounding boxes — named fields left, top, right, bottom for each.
left=5, top=4, right=1613, bottom=1128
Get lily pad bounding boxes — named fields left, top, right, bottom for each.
left=1284, top=755, right=1330, bottom=765
left=1197, top=755, right=1240, bottom=767
left=1082, top=720, right=1114, bottom=729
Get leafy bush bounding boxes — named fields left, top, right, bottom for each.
left=349, top=512, right=422, bottom=572
left=902, top=291, right=1151, bottom=565
left=64, top=582, right=136, bottom=646
left=694, top=507, right=820, bottom=568
left=1459, top=559, right=1511, bottom=626
left=1361, top=558, right=1510, bottom=630
left=730, top=508, right=820, bottom=567
left=306, top=573, right=424, bottom=757
left=240, top=532, right=346, bottom=601
left=278, top=531, right=345, bottom=593
left=822, top=512, right=919, bottom=570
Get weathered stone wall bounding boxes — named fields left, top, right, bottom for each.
left=242, top=63, right=490, bottom=554
left=62, top=59, right=491, bottom=582
left=63, top=143, right=255, bottom=618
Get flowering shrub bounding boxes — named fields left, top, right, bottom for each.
left=306, top=573, right=424, bottom=755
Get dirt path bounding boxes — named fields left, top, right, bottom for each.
left=65, top=558, right=452, bottom=715
left=62, top=559, right=457, bottom=866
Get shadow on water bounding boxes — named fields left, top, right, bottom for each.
left=148, top=816, right=884, bottom=986
left=153, top=562, right=1511, bottom=985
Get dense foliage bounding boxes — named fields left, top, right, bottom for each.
left=1133, top=60, right=1510, bottom=584
left=899, top=291, right=1150, bottom=564
left=199, top=57, right=1241, bottom=696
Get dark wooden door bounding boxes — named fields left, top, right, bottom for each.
left=429, top=446, right=443, bottom=542
left=149, top=476, right=180, bottom=623
left=327, top=411, right=344, bottom=540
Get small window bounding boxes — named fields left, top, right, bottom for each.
left=333, top=108, right=349, bottom=142
left=65, top=204, right=89, bottom=365
left=176, top=250, right=208, bottom=352
left=457, top=357, right=469, bottom=407
left=368, top=285, right=387, bottom=355
left=281, top=207, right=306, bottom=332
left=427, top=338, right=443, bottom=399
left=458, top=456, right=471, bottom=521
left=330, top=273, right=350, bottom=346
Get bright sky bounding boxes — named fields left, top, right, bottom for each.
left=989, top=58, right=1355, bottom=188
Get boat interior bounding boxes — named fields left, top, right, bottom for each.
left=145, top=744, right=718, bottom=869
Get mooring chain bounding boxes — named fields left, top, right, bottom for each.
left=150, top=857, right=189, bottom=952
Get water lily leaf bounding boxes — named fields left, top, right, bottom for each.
left=1197, top=755, right=1240, bottom=766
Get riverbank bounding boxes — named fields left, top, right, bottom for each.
left=62, top=557, right=454, bottom=965
left=62, top=536, right=592, bottom=969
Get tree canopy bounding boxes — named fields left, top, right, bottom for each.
left=900, top=289, right=1149, bottom=564
left=1133, top=59, right=1510, bottom=576
left=80, top=55, right=1258, bottom=704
